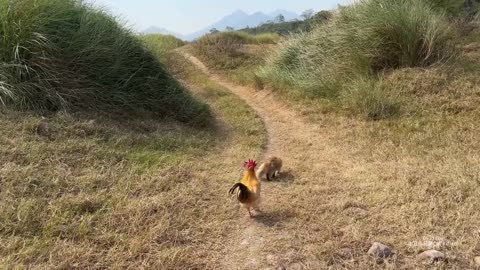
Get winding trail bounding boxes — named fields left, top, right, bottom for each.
left=176, top=47, right=480, bottom=270
left=181, top=52, right=339, bottom=269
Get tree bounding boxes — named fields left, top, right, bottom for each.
left=275, top=14, right=285, bottom=23
left=209, top=28, right=219, bottom=34
left=226, top=26, right=234, bottom=31
left=312, top=10, right=332, bottom=24
left=301, top=9, right=314, bottom=20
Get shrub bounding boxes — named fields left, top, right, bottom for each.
left=0, top=0, right=209, bottom=124
left=259, top=0, right=456, bottom=119
left=341, top=79, right=403, bottom=120
left=196, top=31, right=279, bottom=46
left=193, top=31, right=277, bottom=70
left=425, top=0, right=479, bottom=18
left=339, top=0, right=456, bottom=70
left=253, top=33, right=281, bottom=44
left=141, top=34, right=185, bottom=60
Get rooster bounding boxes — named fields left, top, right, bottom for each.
left=229, top=159, right=261, bottom=218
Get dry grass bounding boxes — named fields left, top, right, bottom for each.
left=4, top=22, right=480, bottom=269
left=0, top=51, right=267, bottom=268
left=311, top=76, right=480, bottom=268
left=183, top=38, right=480, bottom=269
left=290, top=44, right=480, bottom=269
left=266, top=112, right=480, bottom=268
left=190, top=31, right=277, bottom=83
left=188, top=43, right=274, bottom=90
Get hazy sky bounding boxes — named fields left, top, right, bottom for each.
left=89, top=0, right=348, bottom=34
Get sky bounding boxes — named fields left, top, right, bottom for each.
left=88, top=0, right=348, bottom=35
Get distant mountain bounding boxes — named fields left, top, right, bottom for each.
left=142, top=26, right=185, bottom=39
left=184, top=9, right=299, bottom=41
left=143, top=9, right=300, bottom=41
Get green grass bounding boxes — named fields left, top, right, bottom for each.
left=141, top=34, right=186, bottom=61
left=169, top=49, right=266, bottom=140
left=188, top=31, right=279, bottom=89
left=254, top=33, right=281, bottom=44
left=259, top=0, right=457, bottom=120
left=0, top=0, right=209, bottom=125
left=0, top=45, right=267, bottom=269
left=191, top=31, right=279, bottom=70
left=197, top=31, right=280, bottom=46
left=425, top=0, right=479, bottom=17
left=341, top=78, right=405, bottom=120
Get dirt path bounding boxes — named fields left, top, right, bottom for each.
left=181, top=52, right=337, bottom=269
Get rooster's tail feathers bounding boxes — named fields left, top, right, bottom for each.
left=229, top=183, right=250, bottom=203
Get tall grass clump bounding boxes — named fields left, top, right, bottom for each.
left=342, top=78, right=404, bottom=120
left=425, top=0, right=479, bottom=18
left=340, top=0, right=455, bottom=69
left=197, top=31, right=279, bottom=46
left=141, top=34, right=185, bottom=60
left=193, top=31, right=279, bottom=70
left=0, top=0, right=209, bottom=124
left=259, top=0, right=456, bottom=119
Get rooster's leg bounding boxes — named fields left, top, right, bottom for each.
left=247, top=208, right=253, bottom=218
left=253, top=200, right=261, bottom=214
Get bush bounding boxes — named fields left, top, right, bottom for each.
left=341, top=79, right=403, bottom=120
left=193, top=31, right=277, bottom=70
left=339, top=0, right=456, bottom=69
left=0, top=0, right=209, bottom=124
left=425, top=0, right=479, bottom=18
left=196, top=31, right=279, bottom=46
left=259, top=0, right=456, bottom=119
left=141, top=34, right=185, bottom=60
left=252, top=33, right=281, bottom=44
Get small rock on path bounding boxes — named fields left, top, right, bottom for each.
left=367, top=242, right=393, bottom=258
left=417, top=250, right=445, bottom=264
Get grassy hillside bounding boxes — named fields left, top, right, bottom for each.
left=0, top=1, right=268, bottom=268
left=0, top=34, right=267, bottom=269
left=259, top=0, right=461, bottom=120
left=3, top=0, right=480, bottom=268
left=0, top=0, right=208, bottom=124
left=185, top=0, right=480, bottom=123
left=184, top=1, right=480, bottom=267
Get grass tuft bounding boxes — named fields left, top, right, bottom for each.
left=341, top=78, right=404, bottom=120
left=140, top=34, right=186, bottom=60
left=259, top=0, right=457, bottom=119
left=197, top=31, right=280, bottom=46
left=0, top=0, right=209, bottom=125
left=191, top=31, right=279, bottom=70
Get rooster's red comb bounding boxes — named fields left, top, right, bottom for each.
left=243, top=159, right=257, bottom=169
